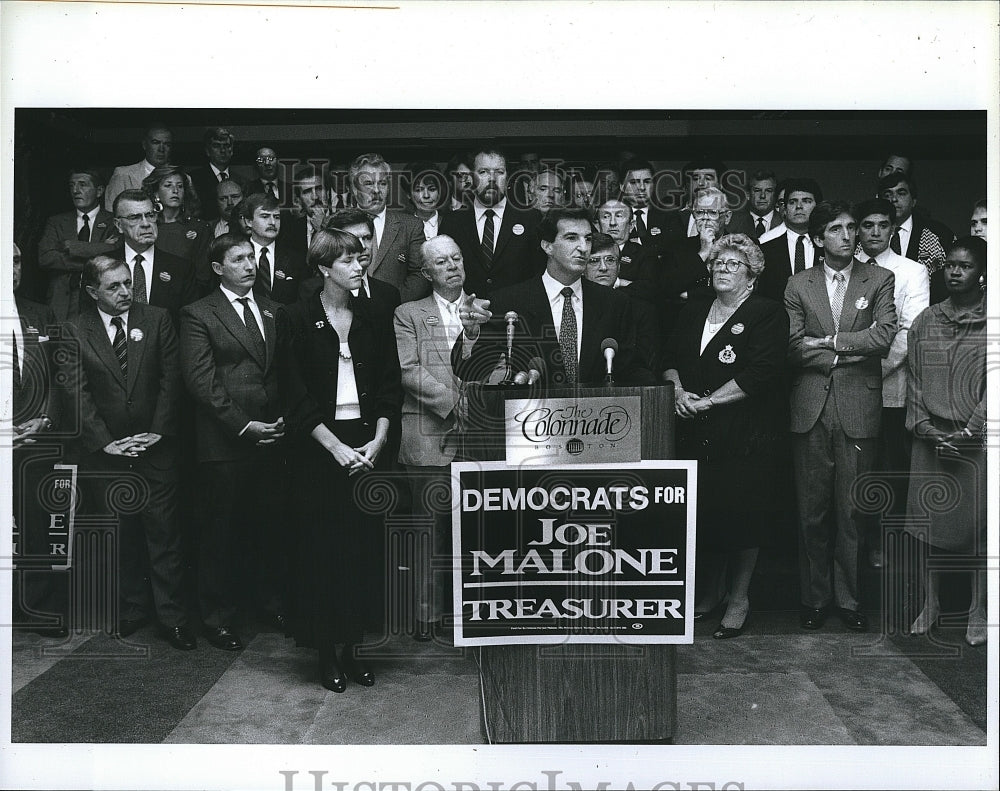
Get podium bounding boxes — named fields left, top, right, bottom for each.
left=461, top=384, right=681, bottom=743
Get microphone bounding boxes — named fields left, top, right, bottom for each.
left=499, top=311, right=519, bottom=386
left=526, top=356, right=546, bottom=386
left=601, top=338, right=619, bottom=384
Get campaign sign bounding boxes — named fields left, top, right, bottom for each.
left=452, top=460, right=696, bottom=646
left=12, top=462, right=78, bottom=571
left=505, top=395, right=641, bottom=466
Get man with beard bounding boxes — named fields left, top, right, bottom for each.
left=439, top=145, right=545, bottom=298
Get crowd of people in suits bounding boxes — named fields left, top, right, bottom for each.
left=8, top=124, right=989, bottom=694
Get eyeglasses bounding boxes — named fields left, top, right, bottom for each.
left=709, top=259, right=747, bottom=273
left=693, top=208, right=723, bottom=219
left=116, top=211, right=159, bottom=223
left=256, top=156, right=277, bottom=164
left=587, top=255, right=619, bottom=267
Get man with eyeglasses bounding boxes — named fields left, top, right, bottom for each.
left=346, top=152, right=428, bottom=303
left=784, top=200, right=897, bottom=633
left=583, top=232, right=662, bottom=374
left=109, top=190, right=198, bottom=320
left=439, top=145, right=546, bottom=299
left=246, top=146, right=288, bottom=206
left=676, top=158, right=729, bottom=240
left=104, top=124, right=173, bottom=212
left=758, top=178, right=823, bottom=301
left=189, top=127, right=245, bottom=221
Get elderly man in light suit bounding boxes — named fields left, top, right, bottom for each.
left=393, top=234, right=467, bottom=642
left=785, top=200, right=897, bottom=634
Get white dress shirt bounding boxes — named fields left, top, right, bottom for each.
left=97, top=307, right=130, bottom=345
left=474, top=199, right=507, bottom=247
left=351, top=273, right=374, bottom=299
left=433, top=289, right=465, bottom=349
left=542, top=270, right=583, bottom=362
left=77, top=206, right=101, bottom=240
left=210, top=163, right=231, bottom=182
left=750, top=210, right=777, bottom=234
left=421, top=211, right=440, bottom=240
left=896, top=215, right=913, bottom=253
left=250, top=239, right=276, bottom=290
left=219, top=284, right=264, bottom=336
left=372, top=208, right=387, bottom=250
left=123, top=244, right=154, bottom=296
left=784, top=231, right=816, bottom=274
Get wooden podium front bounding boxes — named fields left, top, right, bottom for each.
left=462, top=384, right=680, bottom=743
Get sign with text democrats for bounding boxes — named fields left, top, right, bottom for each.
left=452, top=461, right=696, bottom=646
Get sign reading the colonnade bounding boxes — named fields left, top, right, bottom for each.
left=452, top=461, right=696, bottom=646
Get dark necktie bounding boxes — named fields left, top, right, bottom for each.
left=634, top=208, right=647, bottom=239
left=12, top=329, right=21, bottom=389
left=358, top=279, right=369, bottom=300
left=559, top=286, right=578, bottom=385
left=111, top=316, right=127, bottom=379
left=793, top=235, right=806, bottom=274
left=257, top=248, right=272, bottom=296
left=265, top=181, right=277, bottom=199
left=132, top=255, right=148, bottom=304
left=237, top=297, right=266, bottom=360
left=754, top=216, right=765, bottom=239
left=219, top=171, right=229, bottom=182
left=481, top=209, right=496, bottom=267
left=78, top=213, right=91, bottom=242
left=890, top=229, right=902, bottom=255
left=868, top=257, right=878, bottom=267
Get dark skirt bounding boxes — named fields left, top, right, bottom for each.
left=905, top=418, right=987, bottom=555
left=287, top=419, right=376, bottom=650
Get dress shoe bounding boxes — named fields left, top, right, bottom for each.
left=341, top=645, right=375, bottom=687
left=414, top=619, right=434, bottom=642
left=965, top=618, right=987, bottom=647
left=836, top=608, right=869, bottom=632
left=118, top=616, right=150, bottom=637
left=162, top=624, right=197, bottom=650
left=205, top=626, right=244, bottom=651
left=713, top=607, right=750, bottom=640
left=319, top=655, right=347, bottom=693
left=800, top=607, right=827, bottom=630
left=693, top=596, right=728, bottom=622
left=868, top=548, right=885, bottom=569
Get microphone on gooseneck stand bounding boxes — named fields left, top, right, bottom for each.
left=499, top=311, right=519, bottom=386
left=601, top=338, right=619, bottom=385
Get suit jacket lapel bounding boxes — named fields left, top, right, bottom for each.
left=260, top=299, right=277, bottom=370
left=83, top=309, right=127, bottom=389
left=126, top=307, right=149, bottom=396
left=579, top=280, right=602, bottom=372
left=806, top=268, right=837, bottom=335
left=212, top=291, right=266, bottom=368
left=492, top=210, right=516, bottom=262
left=372, top=212, right=399, bottom=275
left=839, top=262, right=869, bottom=332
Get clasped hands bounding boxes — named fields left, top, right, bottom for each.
left=330, top=437, right=383, bottom=476
left=12, top=417, right=50, bottom=445
left=245, top=418, right=285, bottom=446
left=674, top=388, right=712, bottom=419
left=931, top=428, right=979, bottom=458
left=103, top=432, right=162, bottom=457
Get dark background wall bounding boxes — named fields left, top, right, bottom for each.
left=14, top=109, right=986, bottom=300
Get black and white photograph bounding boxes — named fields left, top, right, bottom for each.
left=1, top=2, right=996, bottom=790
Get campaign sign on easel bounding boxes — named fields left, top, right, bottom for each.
left=452, top=460, right=696, bottom=646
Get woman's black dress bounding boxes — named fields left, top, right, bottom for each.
left=669, top=293, right=789, bottom=551
left=278, top=292, right=401, bottom=649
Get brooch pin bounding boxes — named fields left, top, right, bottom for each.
left=512, top=223, right=525, bottom=236
left=855, top=296, right=869, bottom=310
left=398, top=253, right=407, bottom=262
left=186, top=230, right=198, bottom=240
left=26, top=325, right=38, bottom=334
left=96, top=222, right=107, bottom=229
left=621, top=255, right=632, bottom=264
left=731, top=323, right=745, bottom=335
left=275, top=270, right=286, bottom=280
left=315, top=320, right=325, bottom=329
left=129, top=328, right=144, bottom=342
left=719, top=345, right=736, bottom=364
left=650, top=227, right=661, bottom=236
left=263, top=310, right=273, bottom=319
left=159, top=271, right=172, bottom=282
left=426, top=315, right=439, bottom=326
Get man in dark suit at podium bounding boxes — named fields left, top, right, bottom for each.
left=452, top=208, right=655, bottom=388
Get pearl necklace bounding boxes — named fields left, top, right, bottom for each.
left=319, top=291, right=352, bottom=361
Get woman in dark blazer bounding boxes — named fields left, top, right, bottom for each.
left=279, top=228, right=402, bottom=692
left=664, top=233, right=789, bottom=639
